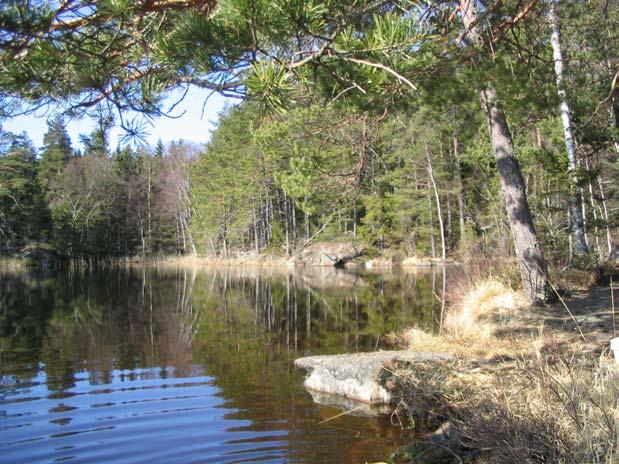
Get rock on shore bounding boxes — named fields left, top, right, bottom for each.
left=295, top=350, right=455, bottom=405
left=297, top=242, right=364, bottom=267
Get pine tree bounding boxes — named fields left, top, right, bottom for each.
left=38, top=115, right=73, bottom=193
left=80, top=112, right=113, bottom=158
left=0, top=131, right=48, bottom=253
left=154, top=139, right=165, bottom=159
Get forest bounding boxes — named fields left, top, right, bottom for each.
left=0, top=0, right=617, bottom=302
left=1, top=2, right=618, bottom=462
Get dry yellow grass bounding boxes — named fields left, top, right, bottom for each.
left=101, top=253, right=294, bottom=270
left=154, top=254, right=292, bottom=268
left=444, top=277, right=527, bottom=337
left=391, top=277, right=542, bottom=359
left=388, top=270, right=617, bottom=463
left=390, top=303, right=616, bottom=462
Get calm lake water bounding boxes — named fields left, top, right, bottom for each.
left=0, top=266, right=444, bottom=463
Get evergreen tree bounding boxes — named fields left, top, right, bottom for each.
left=0, top=0, right=616, bottom=289
left=0, top=131, right=48, bottom=253
left=191, top=104, right=266, bottom=255
left=38, top=115, right=73, bottom=193
left=80, top=111, right=113, bottom=158
left=154, top=139, right=165, bottom=159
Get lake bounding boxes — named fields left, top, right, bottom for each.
left=0, top=265, right=444, bottom=463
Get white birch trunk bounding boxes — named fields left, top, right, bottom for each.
left=549, top=0, right=588, bottom=256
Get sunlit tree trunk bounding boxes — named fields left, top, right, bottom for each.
left=291, top=197, right=297, bottom=247
left=460, top=0, right=551, bottom=302
left=283, top=191, right=290, bottom=256
left=597, top=176, right=613, bottom=256
left=549, top=0, right=588, bottom=256
left=427, top=146, right=446, bottom=261
left=428, top=191, right=436, bottom=259
left=611, top=80, right=619, bottom=153
left=253, top=209, right=260, bottom=254
left=304, top=202, right=310, bottom=240
left=222, top=228, right=228, bottom=258
left=453, top=135, right=466, bottom=244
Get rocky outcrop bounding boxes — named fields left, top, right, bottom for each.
left=295, top=351, right=455, bottom=405
left=297, top=242, right=364, bottom=267
left=365, top=256, right=400, bottom=268
left=401, top=256, right=459, bottom=267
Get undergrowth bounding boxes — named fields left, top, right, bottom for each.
left=386, top=353, right=617, bottom=463
left=385, top=258, right=617, bottom=463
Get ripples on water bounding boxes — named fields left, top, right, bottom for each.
left=0, top=266, right=443, bottom=463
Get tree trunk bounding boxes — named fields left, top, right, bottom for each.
left=147, top=155, right=153, bottom=254
left=304, top=202, right=310, bottom=240
left=585, top=156, right=601, bottom=255
left=427, top=146, right=446, bottom=261
left=221, top=222, right=228, bottom=258
left=178, top=212, right=187, bottom=253
left=549, top=0, right=588, bottom=256
left=283, top=191, right=290, bottom=256
left=253, top=209, right=260, bottom=254
left=596, top=175, right=613, bottom=256
left=460, top=0, right=551, bottom=303
left=291, top=197, right=297, bottom=246
left=453, top=135, right=466, bottom=243
left=428, top=191, right=436, bottom=259
left=181, top=212, right=196, bottom=256
left=353, top=201, right=357, bottom=236
left=611, top=79, right=619, bottom=153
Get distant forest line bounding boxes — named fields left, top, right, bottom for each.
left=1, top=93, right=616, bottom=264
left=0, top=1, right=616, bottom=289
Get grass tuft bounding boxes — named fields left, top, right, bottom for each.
left=444, top=277, right=527, bottom=338
left=387, top=353, right=617, bottom=464
left=388, top=258, right=617, bottom=463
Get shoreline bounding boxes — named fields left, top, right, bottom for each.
left=294, top=281, right=618, bottom=463
left=0, top=249, right=461, bottom=272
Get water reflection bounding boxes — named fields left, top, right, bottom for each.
left=1, top=266, right=442, bottom=463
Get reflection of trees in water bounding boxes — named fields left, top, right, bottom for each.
left=149, top=267, right=199, bottom=377
left=189, top=267, right=439, bottom=353
left=41, top=268, right=203, bottom=381
left=0, top=272, right=56, bottom=383
left=1, top=268, right=442, bottom=463
left=0, top=268, right=203, bottom=390
left=1, top=267, right=440, bottom=393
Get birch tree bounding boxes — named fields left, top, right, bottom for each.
left=549, top=0, right=588, bottom=257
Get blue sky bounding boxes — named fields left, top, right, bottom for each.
left=2, top=87, right=233, bottom=150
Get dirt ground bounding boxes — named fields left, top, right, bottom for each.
left=542, top=284, right=616, bottom=347
left=480, top=283, right=617, bottom=355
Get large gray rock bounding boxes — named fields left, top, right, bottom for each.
left=295, top=350, right=454, bottom=405
left=365, top=256, right=400, bottom=268
left=297, top=242, right=364, bottom=267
